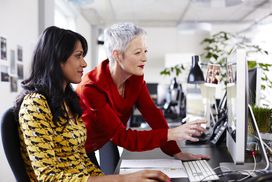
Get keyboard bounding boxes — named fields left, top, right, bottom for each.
left=183, top=160, right=219, bottom=182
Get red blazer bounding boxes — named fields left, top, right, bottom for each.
left=76, top=59, right=180, bottom=156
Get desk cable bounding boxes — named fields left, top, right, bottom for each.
left=211, top=166, right=252, bottom=182
left=211, top=151, right=257, bottom=181
left=254, top=135, right=272, bottom=163
left=207, top=136, right=271, bottom=181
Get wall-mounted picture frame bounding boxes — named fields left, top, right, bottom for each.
left=0, top=36, right=7, bottom=60
left=17, top=45, right=23, bottom=62
left=10, top=76, right=18, bottom=92
left=1, top=65, right=9, bottom=82
left=17, top=63, right=24, bottom=79
left=10, top=49, right=17, bottom=75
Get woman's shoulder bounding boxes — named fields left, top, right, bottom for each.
left=20, top=92, right=52, bottom=119
left=22, top=92, right=49, bottom=107
left=24, top=92, right=47, bottom=101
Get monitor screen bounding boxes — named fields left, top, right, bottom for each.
left=146, top=83, right=158, bottom=104
left=146, top=83, right=158, bottom=95
left=248, top=67, right=261, bottom=106
left=248, top=68, right=257, bottom=105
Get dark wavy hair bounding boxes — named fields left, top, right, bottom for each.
left=15, top=26, right=88, bottom=126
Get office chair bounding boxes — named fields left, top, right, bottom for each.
left=99, top=141, right=120, bottom=175
left=1, top=107, right=30, bottom=182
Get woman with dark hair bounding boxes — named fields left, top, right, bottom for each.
left=15, top=26, right=169, bottom=182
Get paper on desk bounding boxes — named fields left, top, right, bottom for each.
left=119, top=159, right=188, bottom=178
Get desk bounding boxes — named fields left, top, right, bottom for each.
left=115, top=141, right=272, bottom=181
left=115, top=142, right=233, bottom=181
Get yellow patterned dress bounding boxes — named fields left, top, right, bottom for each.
left=18, top=93, right=103, bottom=182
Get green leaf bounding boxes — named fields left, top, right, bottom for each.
left=212, top=54, right=219, bottom=60
left=248, top=61, right=257, bottom=69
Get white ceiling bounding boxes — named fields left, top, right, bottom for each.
left=69, top=0, right=272, bottom=32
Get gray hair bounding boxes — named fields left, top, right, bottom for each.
left=103, top=22, right=146, bottom=62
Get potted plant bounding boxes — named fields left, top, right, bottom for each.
left=251, top=105, right=272, bottom=133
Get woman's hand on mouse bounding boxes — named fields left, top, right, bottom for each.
left=168, top=119, right=207, bottom=142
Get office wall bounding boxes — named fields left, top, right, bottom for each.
left=75, top=17, right=93, bottom=73
left=0, top=0, right=39, bottom=180
left=54, top=0, right=95, bottom=79
left=0, top=0, right=93, bottom=180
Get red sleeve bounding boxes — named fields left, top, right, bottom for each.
left=136, top=82, right=181, bottom=156
left=78, top=85, right=169, bottom=152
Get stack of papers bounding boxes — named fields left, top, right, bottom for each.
left=119, top=159, right=188, bottom=178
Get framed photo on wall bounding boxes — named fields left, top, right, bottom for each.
left=0, top=36, right=7, bottom=60
left=17, top=63, right=24, bottom=79
left=10, top=76, right=18, bottom=92
left=1, top=65, right=9, bottom=82
left=17, top=45, right=23, bottom=62
left=10, top=49, right=17, bottom=75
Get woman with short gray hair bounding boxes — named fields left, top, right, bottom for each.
left=76, top=22, right=209, bottom=163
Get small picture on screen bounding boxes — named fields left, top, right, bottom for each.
left=206, top=64, right=221, bottom=84
left=213, top=64, right=221, bottom=84
left=206, top=64, right=214, bottom=83
left=227, top=64, right=235, bottom=83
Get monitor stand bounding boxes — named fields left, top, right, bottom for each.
left=220, top=162, right=268, bottom=172
left=220, top=104, right=270, bottom=172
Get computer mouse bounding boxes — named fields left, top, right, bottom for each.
left=185, top=132, right=210, bottom=145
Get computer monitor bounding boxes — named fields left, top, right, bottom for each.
left=146, top=83, right=158, bottom=96
left=224, top=49, right=248, bottom=164
left=220, top=49, right=269, bottom=171
left=146, top=83, right=158, bottom=104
